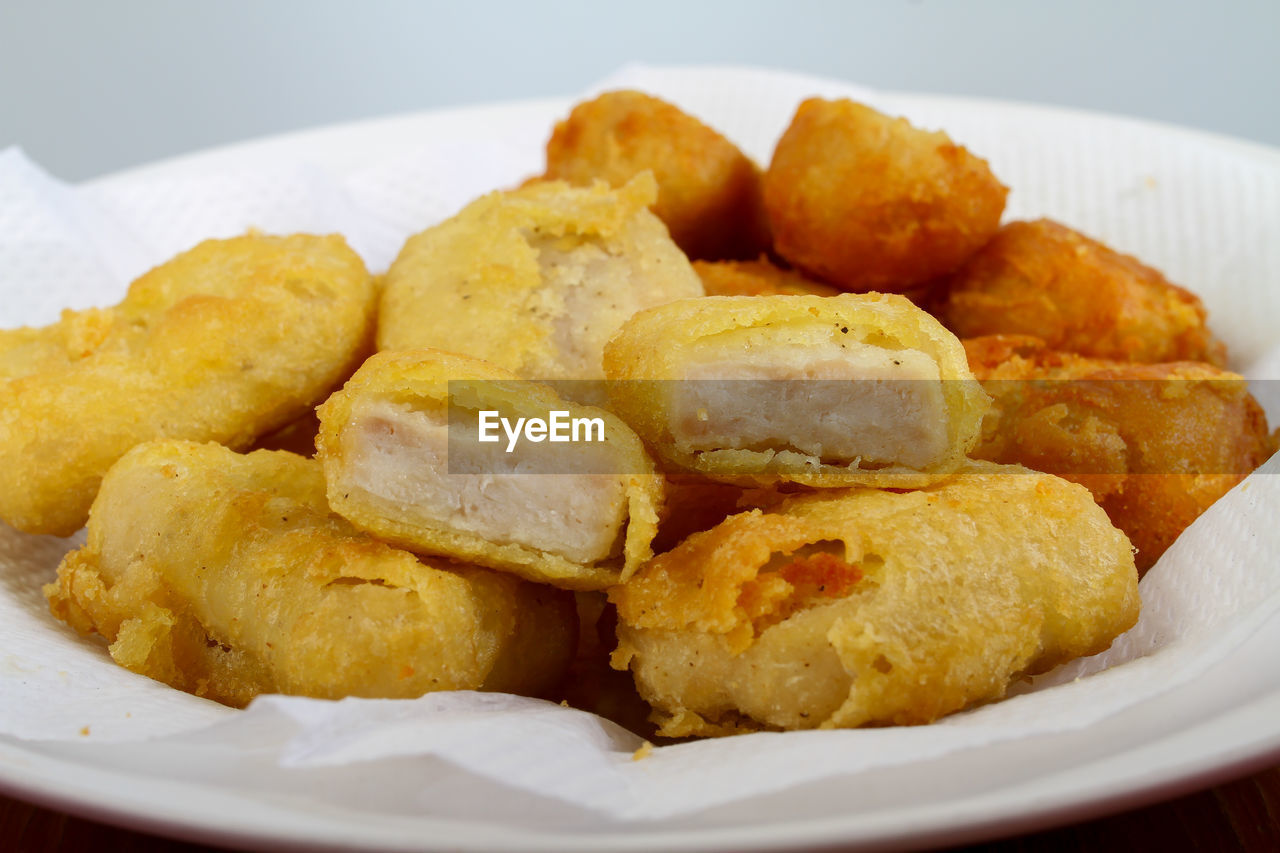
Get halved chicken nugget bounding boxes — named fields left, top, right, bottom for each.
left=45, top=441, right=576, bottom=708
left=0, top=233, right=376, bottom=536
left=378, top=175, right=703, bottom=396
left=317, top=349, right=663, bottom=590
left=544, top=90, right=770, bottom=260
left=611, top=462, right=1139, bottom=736
left=603, top=294, right=990, bottom=488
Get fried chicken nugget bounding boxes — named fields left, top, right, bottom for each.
left=603, top=294, right=990, bottom=488
left=45, top=441, right=576, bottom=708
left=693, top=257, right=839, bottom=297
left=939, top=220, right=1227, bottom=366
left=544, top=90, right=770, bottom=260
left=378, top=175, right=703, bottom=392
left=964, top=335, right=1277, bottom=572
left=763, top=98, right=1007, bottom=293
left=611, top=462, right=1139, bottom=736
left=317, top=349, right=663, bottom=590
left=0, top=234, right=376, bottom=536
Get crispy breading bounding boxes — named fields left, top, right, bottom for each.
left=940, top=220, right=1227, bottom=365
left=694, top=257, right=940, bottom=308
left=763, top=98, right=1006, bottom=292
left=544, top=90, right=770, bottom=260
left=693, top=257, right=839, bottom=297
left=45, top=441, right=576, bottom=708
left=603, top=293, right=990, bottom=488
left=377, top=176, right=703, bottom=393
left=317, top=349, right=663, bottom=590
left=0, top=233, right=376, bottom=536
left=964, top=335, right=1277, bottom=571
left=611, top=462, right=1139, bottom=735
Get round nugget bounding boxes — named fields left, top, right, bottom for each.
left=963, top=335, right=1274, bottom=571
left=544, top=90, right=770, bottom=261
left=0, top=233, right=376, bottom=536
left=940, top=219, right=1227, bottom=365
left=763, top=98, right=1007, bottom=293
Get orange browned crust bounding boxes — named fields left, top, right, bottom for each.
left=964, top=334, right=1276, bottom=571
left=763, top=98, right=1007, bottom=293
left=545, top=90, right=770, bottom=260
left=693, top=257, right=839, bottom=297
left=940, top=220, right=1227, bottom=366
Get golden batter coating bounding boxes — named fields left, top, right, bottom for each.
left=939, top=220, right=1227, bottom=366
left=693, top=257, right=839, bottom=297
left=602, top=293, right=990, bottom=488
left=317, top=349, right=664, bottom=590
left=763, top=98, right=1007, bottom=293
left=544, top=90, right=770, bottom=261
left=964, top=335, right=1277, bottom=572
left=45, top=441, right=576, bottom=708
left=377, top=175, right=703, bottom=392
left=0, top=233, right=376, bottom=536
left=611, top=462, right=1139, bottom=736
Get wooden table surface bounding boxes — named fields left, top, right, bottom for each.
left=2, top=761, right=1277, bottom=852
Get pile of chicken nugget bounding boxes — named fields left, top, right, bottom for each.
left=4, top=90, right=1276, bottom=739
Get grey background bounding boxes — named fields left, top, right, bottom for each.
left=2, top=0, right=1277, bottom=182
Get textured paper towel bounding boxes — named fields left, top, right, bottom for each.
left=1, top=64, right=1278, bottom=821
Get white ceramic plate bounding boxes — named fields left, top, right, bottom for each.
left=2, top=89, right=1279, bottom=851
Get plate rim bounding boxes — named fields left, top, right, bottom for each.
left=3, top=688, right=1280, bottom=853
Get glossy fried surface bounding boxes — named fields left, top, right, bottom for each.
left=378, top=176, right=703, bottom=388
left=45, top=441, right=576, bottom=708
left=964, top=335, right=1277, bottom=572
left=544, top=90, right=769, bottom=260
left=611, top=462, right=1139, bottom=736
left=603, top=293, right=989, bottom=488
left=940, top=220, right=1227, bottom=366
left=316, top=349, right=663, bottom=590
left=763, top=98, right=1006, bottom=293
left=693, top=257, right=839, bottom=297
left=0, top=233, right=376, bottom=536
